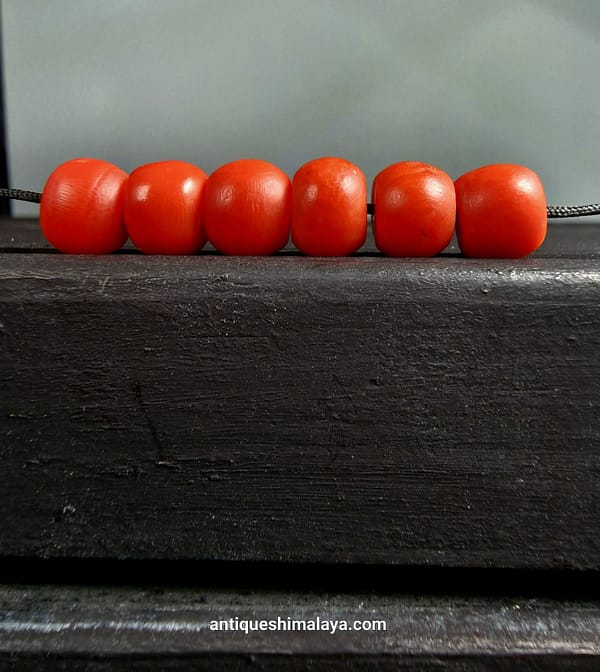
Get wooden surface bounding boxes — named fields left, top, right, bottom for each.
left=2, top=219, right=600, bottom=669
left=1, top=219, right=600, bottom=568
left=1, top=583, right=599, bottom=669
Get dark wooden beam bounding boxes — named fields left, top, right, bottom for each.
left=1, top=584, right=599, bottom=669
left=1, top=223, right=599, bottom=567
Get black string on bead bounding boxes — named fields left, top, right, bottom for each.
left=1, top=187, right=600, bottom=218
left=0, top=188, right=42, bottom=203
left=546, top=203, right=600, bottom=218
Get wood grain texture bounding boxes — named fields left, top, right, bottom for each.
left=1, top=222, right=600, bottom=567
left=1, top=585, right=599, bottom=669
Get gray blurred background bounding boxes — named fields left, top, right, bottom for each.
left=2, top=0, right=599, bottom=216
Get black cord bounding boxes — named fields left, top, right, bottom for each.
left=1, top=188, right=599, bottom=219
left=0, top=187, right=41, bottom=203
left=546, top=204, right=600, bottom=218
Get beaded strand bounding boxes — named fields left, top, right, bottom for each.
left=2, top=158, right=599, bottom=258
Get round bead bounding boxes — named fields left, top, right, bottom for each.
left=125, top=160, right=208, bottom=254
left=291, top=157, right=367, bottom=256
left=455, top=164, right=547, bottom=258
left=40, top=158, right=128, bottom=254
left=372, top=161, right=456, bottom=257
left=204, top=159, right=291, bottom=255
